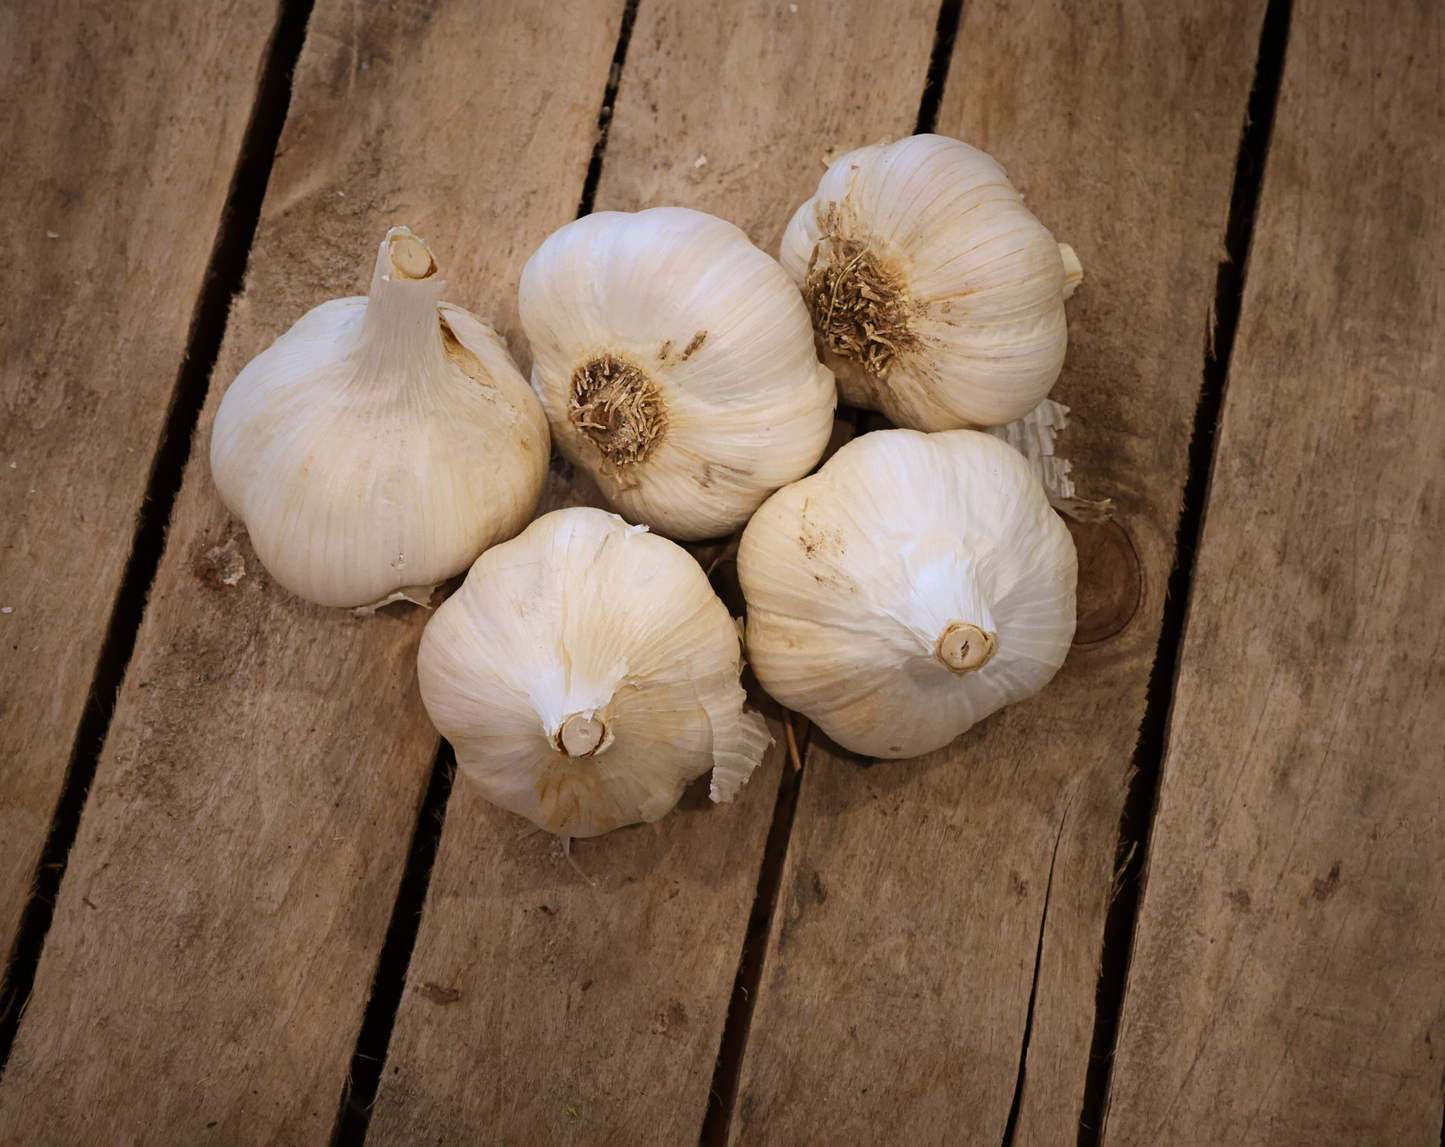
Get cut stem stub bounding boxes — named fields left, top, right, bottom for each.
left=936, top=622, right=996, bottom=674
left=388, top=232, right=437, bottom=280
left=558, top=712, right=607, bottom=758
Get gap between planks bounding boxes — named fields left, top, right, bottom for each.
left=697, top=3, right=967, bottom=1140
left=1074, top=0, right=1295, bottom=1141
left=327, top=5, right=643, bottom=1142
left=0, top=0, right=317, bottom=1077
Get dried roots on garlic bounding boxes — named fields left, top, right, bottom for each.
left=781, top=134, right=1083, bottom=431
left=210, top=227, right=549, bottom=609
left=520, top=207, right=836, bottom=540
left=417, top=507, right=772, bottom=837
left=739, top=429, right=1077, bottom=759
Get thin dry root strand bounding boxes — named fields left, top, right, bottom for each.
left=803, top=234, right=913, bottom=376
left=560, top=836, right=596, bottom=886
left=569, top=354, right=669, bottom=466
left=784, top=711, right=803, bottom=772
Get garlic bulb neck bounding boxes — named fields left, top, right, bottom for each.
left=803, top=231, right=913, bottom=377
left=352, top=228, right=450, bottom=382
left=569, top=353, right=668, bottom=466
left=936, top=622, right=996, bottom=674
left=558, top=711, right=608, bottom=758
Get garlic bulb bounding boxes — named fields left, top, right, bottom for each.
left=739, top=429, right=1076, bottom=759
left=780, top=134, right=1082, bottom=431
left=519, top=207, right=836, bottom=540
left=417, top=507, right=771, bottom=837
left=211, top=227, right=549, bottom=608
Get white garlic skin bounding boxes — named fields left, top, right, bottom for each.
left=417, top=507, right=772, bottom=837
left=210, top=228, right=549, bottom=608
left=739, top=429, right=1076, bottom=759
left=780, top=135, right=1073, bottom=431
left=520, top=207, right=836, bottom=541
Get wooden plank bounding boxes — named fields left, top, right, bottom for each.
left=0, top=0, right=282, bottom=986
left=1103, top=4, right=1445, bottom=1143
left=0, top=3, right=624, bottom=1143
left=729, top=3, right=1270, bottom=1143
left=363, top=3, right=941, bottom=1143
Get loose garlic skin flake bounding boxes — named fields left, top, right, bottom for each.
left=210, top=228, right=549, bottom=609
left=520, top=207, right=836, bottom=540
left=739, top=430, right=1076, bottom=760
left=417, top=507, right=771, bottom=838
left=781, top=135, right=1082, bottom=431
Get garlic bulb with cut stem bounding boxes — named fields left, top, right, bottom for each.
left=417, top=507, right=771, bottom=838
left=210, top=227, right=549, bottom=609
left=519, top=207, right=836, bottom=541
left=739, top=429, right=1076, bottom=759
left=780, top=134, right=1083, bottom=431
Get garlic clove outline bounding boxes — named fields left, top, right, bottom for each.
left=780, top=134, right=1081, bottom=431
left=738, top=428, right=1077, bottom=759
left=520, top=207, right=837, bottom=541
left=210, top=227, right=550, bottom=609
left=417, top=507, right=772, bottom=838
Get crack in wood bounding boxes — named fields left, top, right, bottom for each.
left=698, top=711, right=812, bottom=1147
left=1002, top=791, right=1072, bottom=1147
left=576, top=0, right=642, bottom=220
left=914, top=0, right=967, bottom=135
left=329, top=743, right=456, bottom=1146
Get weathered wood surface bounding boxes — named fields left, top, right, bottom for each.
left=0, top=2, right=624, bottom=1143
left=0, top=0, right=282, bottom=989
left=365, top=3, right=940, bottom=1142
left=1103, top=3, right=1445, bottom=1143
left=729, top=2, right=1270, bottom=1143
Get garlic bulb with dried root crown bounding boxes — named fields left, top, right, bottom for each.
left=739, top=429, right=1076, bottom=759
left=519, top=207, right=836, bottom=540
left=210, top=227, right=549, bottom=609
left=417, top=507, right=771, bottom=838
left=780, top=134, right=1083, bottom=431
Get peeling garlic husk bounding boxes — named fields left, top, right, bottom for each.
left=520, top=207, right=836, bottom=541
left=780, top=134, right=1082, bottom=431
left=417, top=507, right=772, bottom=837
left=210, top=227, right=549, bottom=608
left=987, top=398, right=1114, bottom=522
left=738, top=429, right=1076, bottom=759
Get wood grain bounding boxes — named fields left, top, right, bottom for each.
left=0, top=0, right=282, bottom=989
left=729, top=3, right=1270, bottom=1143
left=365, top=4, right=940, bottom=1143
left=0, top=2, right=623, bottom=1143
left=1103, top=3, right=1445, bottom=1143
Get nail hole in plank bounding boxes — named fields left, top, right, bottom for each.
left=1074, top=1, right=1295, bottom=1142
left=0, top=0, right=317, bottom=1076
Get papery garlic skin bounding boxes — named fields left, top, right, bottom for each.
left=780, top=135, right=1077, bottom=431
left=417, top=507, right=772, bottom=837
left=520, top=207, right=836, bottom=540
left=739, top=429, right=1076, bottom=759
left=210, top=228, right=549, bottom=608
